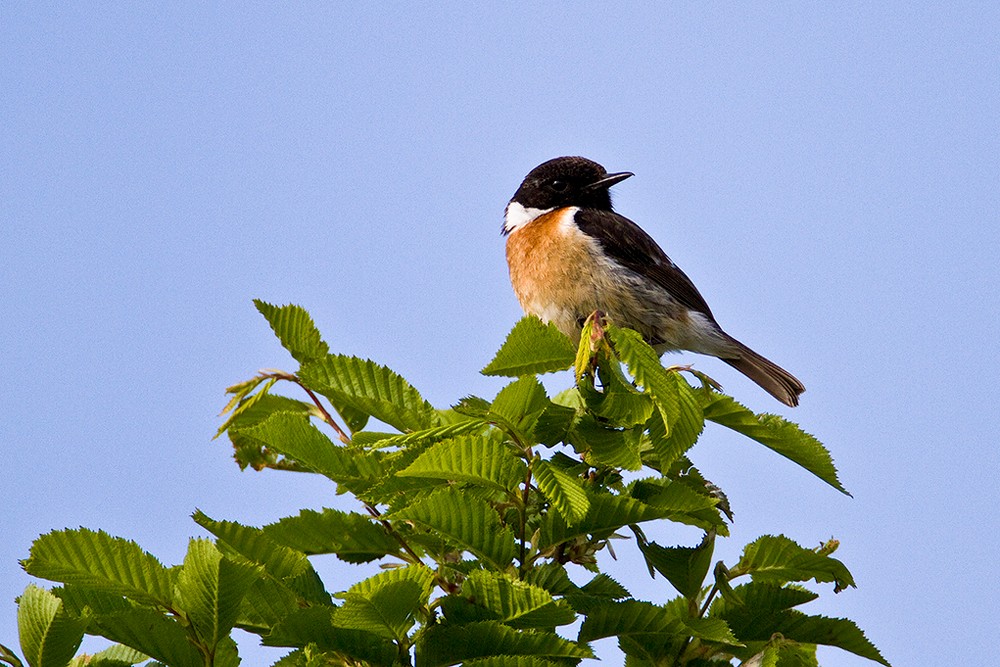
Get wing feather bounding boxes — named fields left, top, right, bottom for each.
left=573, top=209, right=717, bottom=321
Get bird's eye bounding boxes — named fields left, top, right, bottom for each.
left=549, top=179, right=569, bottom=192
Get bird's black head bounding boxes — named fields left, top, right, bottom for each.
left=510, top=156, right=633, bottom=212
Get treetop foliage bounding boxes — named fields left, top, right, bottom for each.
left=3, top=301, right=889, bottom=667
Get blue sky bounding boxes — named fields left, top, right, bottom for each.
left=3, top=4, right=998, bottom=665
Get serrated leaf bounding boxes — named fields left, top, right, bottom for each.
left=637, top=531, right=715, bottom=599
left=193, top=511, right=310, bottom=580
left=522, top=563, right=577, bottom=597
left=736, top=535, right=855, bottom=592
left=462, top=658, right=563, bottom=667
left=490, top=376, right=550, bottom=435
left=482, top=316, right=576, bottom=377
left=538, top=493, right=669, bottom=550
left=352, top=419, right=485, bottom=450
left=571, top=415, right=643, bottom=470
left=254, top=300, right=330, bottom=364
left=17, top=585, right=88, bottom=667
left=344, top=565, right=436, bottom=598
left=192, top=511, right=329, bottom=605
left=238, top=576, right=302, bottom=632
left=23, top=529, right=175, bottom=608
left=703, top=395, right=848, bottom=494
left=646, top=384, right=705, bottom=471
left=682, top=616, right=742, bottom=646
left=390, top=489, right=517, bottom=568
left=417, top=621, right=593, bottom=667
left=334, top=580, right=426, bottom=641
left=629, top=478, right=720, bottom=513
left=174, top=539, right=260, bottom=649
left=263, top=606, right=397, bottom=666
left=725, top=603, right=889, bottom=666
left=219, top=393, right=313, bottom=444
left=533, top=459, right=589, bottom=524
left=234, top=412, right=384, bottom=493
left=398, top=435, right=526, bottom=492
left=263, top=508, right=398, bottom=563
left=298, top=355, right=437, bottom=433
left=604, top=325, right=679, bottom=426
left=82, top=643, right=149, bottom=666
left=713, top=582, right=819, bottom=619
left=460, top=570, right=576, bottom=629
left=85, top=607, right=203, bottom=667
left=581, top=352, right=654, bottom=427
left=577, top=599, right=688, bottom=642
left=533, top=402, right=577, bottom=447
left=579, top=573, right=630, bottom=600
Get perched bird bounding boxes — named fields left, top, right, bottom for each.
left=503, top=156, right=805, bottom=407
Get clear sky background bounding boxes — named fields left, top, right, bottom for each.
left=3, top=4, right=997, bottom=666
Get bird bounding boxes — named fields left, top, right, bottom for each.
left=503, top=156, right=805, bottom=407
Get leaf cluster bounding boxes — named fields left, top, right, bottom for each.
left=5, top=304, right=890, bottom=667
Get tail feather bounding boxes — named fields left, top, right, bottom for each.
left=721, top=338, right=805, bottom=407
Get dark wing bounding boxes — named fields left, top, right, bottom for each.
left=574, top=208, right=717, bottom=321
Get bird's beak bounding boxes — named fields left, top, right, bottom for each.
left=585, top=171, right=633, bottom=191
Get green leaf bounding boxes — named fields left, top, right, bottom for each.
left=736, top=535, right=855, bottom=592
left=17, top=585, right=88, bottom=667
left=462, top=658, right=563, bottom=667
left=577, top=599, right=688, bottom=642
left=482, top=316, right=576, bottom=377
left=389, top=490, right=517, bottom=569
left=334, top=581, right=425, bottom=641
left=581, top=352, right=654, bottom=427
left=711, top=581, right=888, bottom=663
left=192, top=511, right=329, bottom=604
left=490, top=376, right=550, bottom=436
left=397, top=435, right=526, bottom=492
left=254, top=300, right=330, bottom=364
left=458, top=570, right=576, bottom=629
left=636, top=531, right=715, bottom=599
left=263, top=607, right=397, bottom=665
left=753, top=611, right=888, bottom=666
left=78, top=643, right=149, bottom=666
left=219, top=393, right=313, bottom=446
left=532, top=459, right=590, bottom=525
left=23, top=529, right=175, bottom=607
left=630, top=478, right=720, bottom=514
left=263, top=508, right=399, bottom=563
left=571, top=415, right=643, bottom=470
left=605, top=325, right=676, bottom=425
left=703, top=395, right=848, bottom=494
left=85, top=607, right=204, bottom=667
left=351, top=419, right=486, bottom=450
left=417, top=621, right=593, bottom=667
left=234, top=412, right=385, bottom=493
left=538, top=493, right=669, bottom=550
left=333, top=567, right=435, bottom=646
left=298, top=355, right=437, bottom=433
left=532, top=402, right=578, bottom=447
left=579, top=573, right=631, bottom=599
left=173, top=539, right=260, bottom=649
left=344, top=564, right=436, bottom=599
left=646, top=387, right=704, bottom=472
left=237, top=577, right=302, bottom=632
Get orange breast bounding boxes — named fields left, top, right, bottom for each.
left=505, top=207, right=612, bottom=338
left=505, top=207, right=694, bottom=348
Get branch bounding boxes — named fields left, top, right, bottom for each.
left=260, top=369, right=351, bottom=444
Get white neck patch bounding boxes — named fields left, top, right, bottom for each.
left=504, top=201, right=555, bottom=234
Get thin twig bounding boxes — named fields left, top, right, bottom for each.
left=519, top=451, right=534, bottom=577
left=365, top=504, right=422, bottom=565
left=260, top=370, right=351, bottom=444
